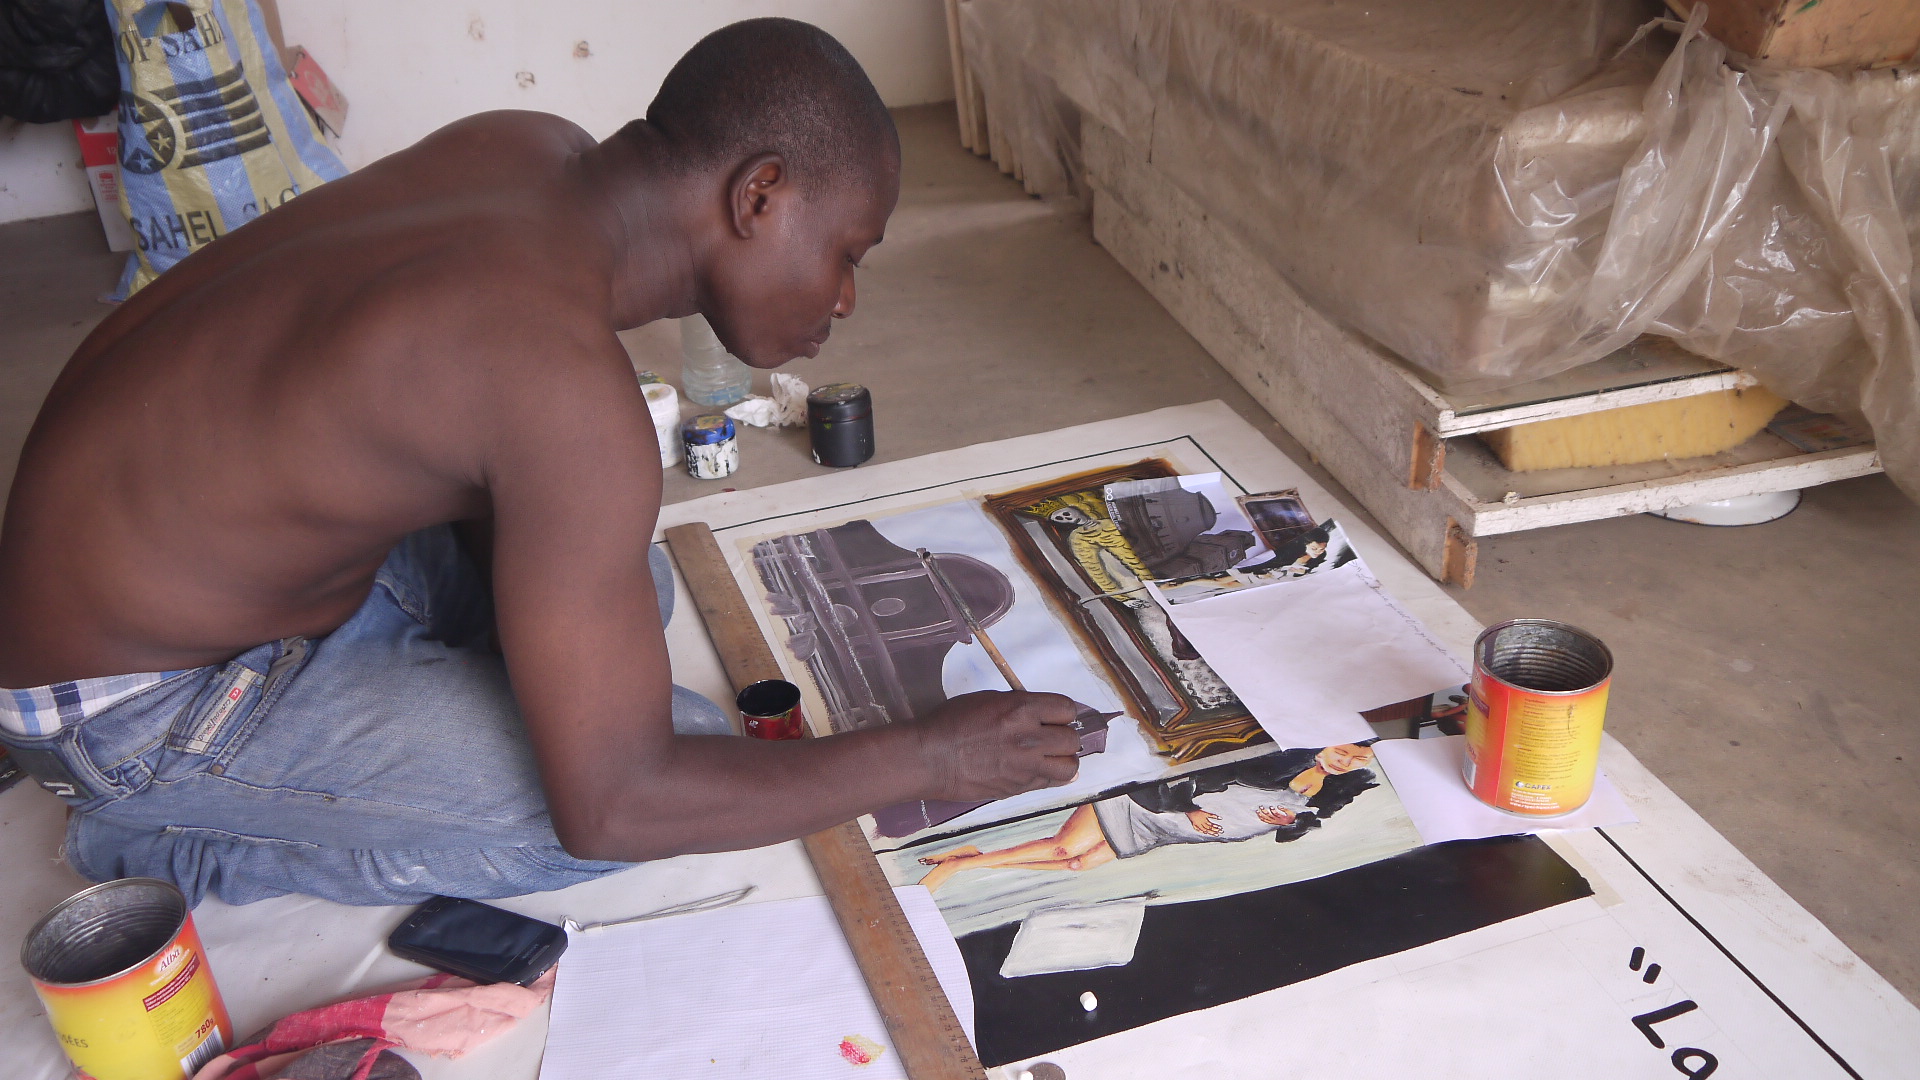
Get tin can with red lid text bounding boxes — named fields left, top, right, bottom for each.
left=737, top=679, right=806, bottom=740
left=23, top=877, right=233, bottom=1080
left=1462, top=619, right=1614, bottom=817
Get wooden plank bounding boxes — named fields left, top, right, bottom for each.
left=1082, top=119, right=1443, bottom=487
left=955, top=0, right=989, bottom=154
left=1669, top=0, right=1920, bottom=69
left=1437, top=338, right=1732, bottom=417
left=1091, top=188, right=1476, bottom=583
left=1085, top=118, right=1777, bottom=445
left=1435, top=368, right=1762, bottom=437
left=1408, top=421, right=1444, bottom=490
left=662, top=523, right=986, bottom=1080
left=968, top=77, right=989, bottom=155
left=1441, top=517, right=1477, bottom=588
left=943, top=0, right=977, bottom=153
left=1442, top=425, right=1878, bottom=504
left=1457, top=444, right=1883, bottom=534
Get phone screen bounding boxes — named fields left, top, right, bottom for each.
left=389, top=897, right=566, bottom=985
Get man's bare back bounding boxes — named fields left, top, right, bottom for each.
left=0, top=112, right=626, bottom=683
left=0, top=20, right=1081, bottom=890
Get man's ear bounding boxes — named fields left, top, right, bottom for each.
left=728, top=153, right=790, bottom=239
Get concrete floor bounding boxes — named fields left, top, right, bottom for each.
left=2, top=103, right=1916, bottom=1005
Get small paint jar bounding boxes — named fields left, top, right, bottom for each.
left=681, top=413, right=738, bottom=480
left=737, top=679, right=805, bottom=740
left=807, top=383, right=874, bottom=468
left=643, top=382, right=682, bottom=469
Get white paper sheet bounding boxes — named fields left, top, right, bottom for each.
left=1164, top=560, right=1469, bottom=747
left=538, top=887, right=972, bottom=1080
left=1372, top=735, right=1638, bottom=845
left=998, top=899, right=1149, bottom=978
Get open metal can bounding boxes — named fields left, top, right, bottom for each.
left=23, top=877, right=232, bottom=1080
left=1462, top=619, right=1614, bottom=817
left=737, top=679, right=806, bottom=740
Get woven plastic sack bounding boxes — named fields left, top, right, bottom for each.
left=105, top=0, right=345, bottom=295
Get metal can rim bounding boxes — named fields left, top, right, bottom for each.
left=1472, top=617, right=1614, bottom=697
left=21, top=877, right=189, bottom=988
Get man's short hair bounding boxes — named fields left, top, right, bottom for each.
left=638, top=18, right=898, bottom=196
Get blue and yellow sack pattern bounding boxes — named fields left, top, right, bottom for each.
left=107, top=0, right=345, bottom=295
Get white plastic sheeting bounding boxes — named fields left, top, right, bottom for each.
left=962, top=0, right=1920, bottom=495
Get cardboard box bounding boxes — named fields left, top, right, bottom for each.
left=287, top=47, right=348, bottom=137
left=71, top=116, right=136, bottom=253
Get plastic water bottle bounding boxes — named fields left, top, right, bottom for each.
left=679, top=314, right=753, bottom=407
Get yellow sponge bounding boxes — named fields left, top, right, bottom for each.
left=1481, top=385, right=1789, bottom=472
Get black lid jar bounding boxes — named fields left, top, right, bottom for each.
left=807, top=383, right=874, bottom=468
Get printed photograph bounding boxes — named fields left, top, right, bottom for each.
left=1100, top=474, right=1273, bottom=598
left=1237, top=490, right=1317, bottom=552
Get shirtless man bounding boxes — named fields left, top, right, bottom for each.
left=0, top=19, right=1080, bottom=907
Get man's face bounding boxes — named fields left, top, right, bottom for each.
left=1317, top=744, right=1374, bottom=774
left=704, top=153, right=901, bottom=368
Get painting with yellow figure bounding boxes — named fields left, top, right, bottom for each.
left=984, top=462, right=1270, bottom=764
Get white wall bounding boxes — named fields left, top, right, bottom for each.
left=276, top=0, right=955, bottom=169
left=0, top=120, right=94, bottom=224
left=0, top=0, right=954, bottom=224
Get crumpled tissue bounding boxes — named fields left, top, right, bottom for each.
left=723, top=373, right=809, bottom=428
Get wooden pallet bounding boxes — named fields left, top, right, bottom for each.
left=1072, top=117, right=1882, bottom=585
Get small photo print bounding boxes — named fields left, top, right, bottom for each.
left=1245, top=517, right=1357, bottom=581
left=1103, top=474, right=1300, bottom=605
left=1237, top=490, right=1317, bottom=552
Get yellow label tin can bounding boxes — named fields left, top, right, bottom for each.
left=1462, top=619, right=1614, bottom=816
left=22, top=878, right=232, bottom=1080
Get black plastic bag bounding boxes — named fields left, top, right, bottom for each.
left=0, top=0, right=119, bottom=123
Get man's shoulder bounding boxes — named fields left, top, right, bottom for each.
left=418, top=110, right=599, bottom=158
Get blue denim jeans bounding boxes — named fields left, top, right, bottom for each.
left=3, top=527, right=729, bottom=907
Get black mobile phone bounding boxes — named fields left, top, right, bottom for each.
left=387, top=896, right=568, bottom=986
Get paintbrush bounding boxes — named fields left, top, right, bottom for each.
left=917, top=547, right=1025, bottom=691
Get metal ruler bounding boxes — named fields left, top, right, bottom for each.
left=664, top=522, right=986, bottom=1080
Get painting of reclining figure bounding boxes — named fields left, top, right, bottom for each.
left=886, top=742, right=1418, bottom=938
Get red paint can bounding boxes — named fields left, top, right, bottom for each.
left=737, top=679, right=806, bottom=740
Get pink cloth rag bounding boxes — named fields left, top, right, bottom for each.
left=193, top=968, right=556, bottom=1080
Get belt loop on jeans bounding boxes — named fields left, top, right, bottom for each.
left=266, top=636, right=309, bottom=687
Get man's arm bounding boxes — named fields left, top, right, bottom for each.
left=482, top=339, right=1080, bottom=862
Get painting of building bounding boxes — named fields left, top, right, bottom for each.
left=753, top=519, right=1017, bottom=732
